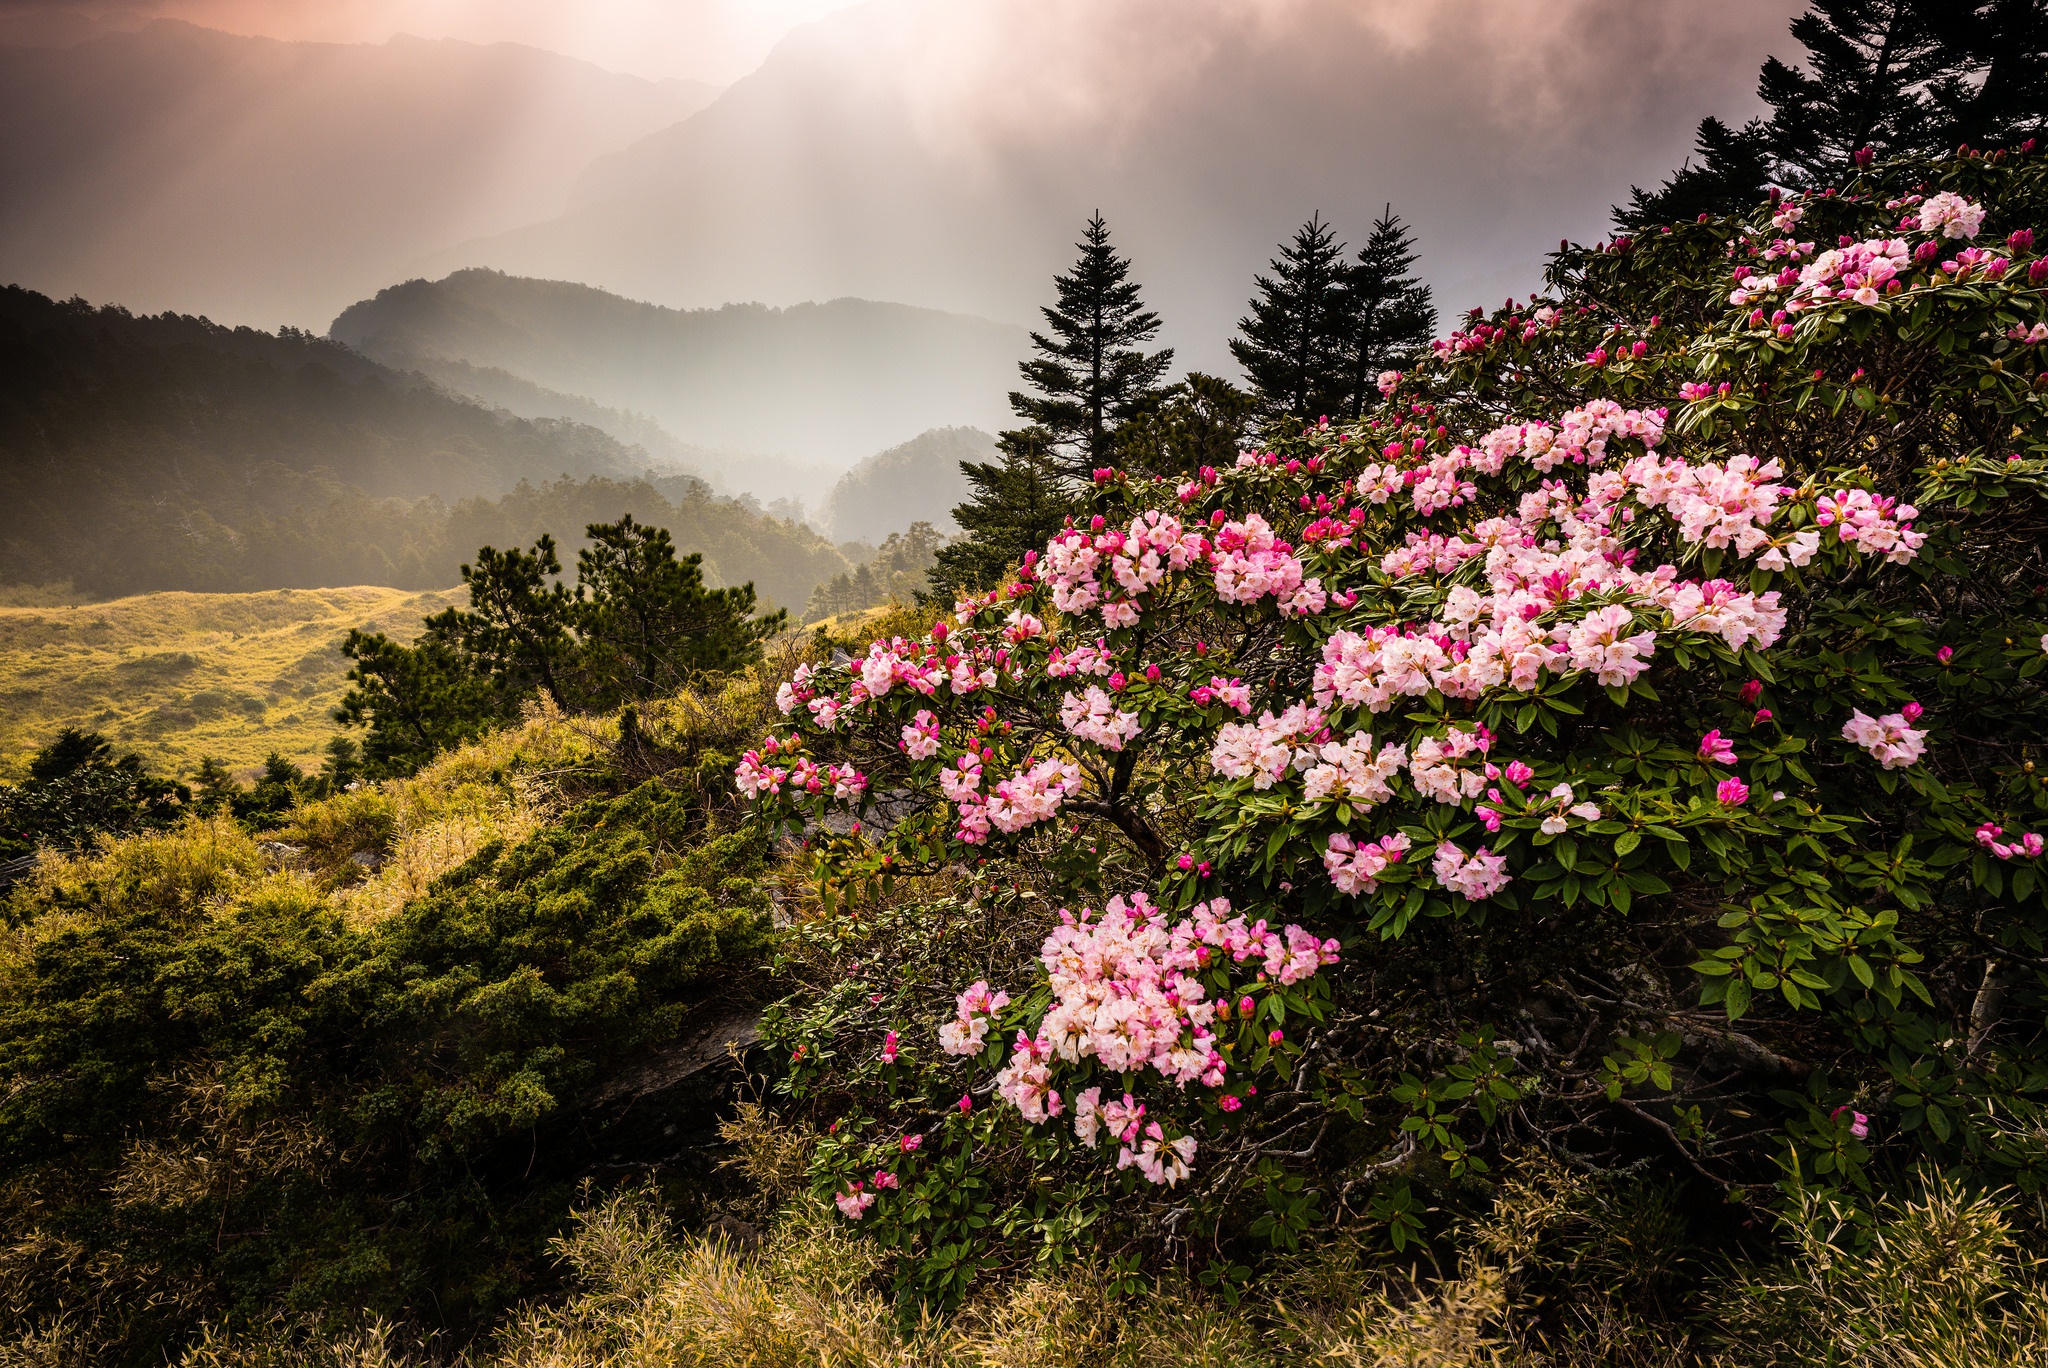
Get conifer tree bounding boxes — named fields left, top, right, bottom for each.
left=928, top=428, right=1074, bottom=603
left=1341, top=209, right=1436, bottom=421
left=1759, top=0, right=1946, bottom=183
left=1109, top=374, right=1255, bottom=480
left=1911, top=0, right=2048, bottom=151
left=336, top=626, right=508, bottom=778
left=1617, top=117, right=1775, bottom=228
left=1009, top=214, right=1174, bottom=475
left=574, top=516, right=784, bottom=709
left=1231, top=214, right=1354, bottom=423
left=438, top=536, right=579, bottom=704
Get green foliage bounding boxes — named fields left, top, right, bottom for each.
left=928, top=429, right=1078, bottom=603
left=572, top=516, right=783, bottom=708
left=1341, top=207, right=1437, bottom=421
left=1233, top=210, right=1436, bottom=426
left=1634, top=0, right=2048, bottom=219
left=1617, top=117, right=1775, bottom=228
left=0, top=746, right=774, bottom=1362
left=1233, top=213, right=1356, bottom=423
left=0, top=728, right=188, bottom=859
left=337, top=516, right=784, bottom=778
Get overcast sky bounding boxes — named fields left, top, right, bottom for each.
left=0, top=0, right=868, bottom=83
left=2, top=0, right=1811, bottom=376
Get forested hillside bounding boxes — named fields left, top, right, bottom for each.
left=817, top=425, right=989, bottom=544
left=0, top=287, right=856, bottom=607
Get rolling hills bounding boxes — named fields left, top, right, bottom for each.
left=0, top=284, right=859, bottom=609
left=0, top=584, right=462, bottom=780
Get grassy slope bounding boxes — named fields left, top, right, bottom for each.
left=0, top=584, right=460, bottom=780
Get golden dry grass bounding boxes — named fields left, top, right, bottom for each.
left=0, top=585, right=462, bottom=782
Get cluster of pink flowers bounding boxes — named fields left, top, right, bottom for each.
left=1322, top=831, right=1412, bottom=894
left=1043, top=509, right=1208, bottom=627
left=1727, top=193, right=1992, bottom=321
left=978, top=893, right=1340, bottom=1184
left=1188, top=675, right=1253, bottom=714
left=1408, top=726, right=1493, bottom=805
left=1300, top=731, right=1409, bottom=804
left=1841, top=709, right=1928, bottom=769
left=1475, top=399, right=1666, bottom=473
left=1815, top=488, right=1926, bottom=563
left=900, top=709, right=940, bottom=760
left=1919, top=190, right=1986, bottom=239
left=1059, top=684, right=1142, bottom=750
left=734, top=740, right=867, bottom=802
left=1537, top=783, right=1603, bottom=834
left=1432, top=840, right=1511, bottom=901
left=1210, top=512, right=1327, bottom=616
left=835, top=1182, right=875, bottom=1219
left=937, top=980, right=1011, bottom=1056
left=1210, top=703, right=1330, bottom=788
left=1070, top=1090, right=1199, bottom=1186
left=1976, top=823, right=2045, bottom=860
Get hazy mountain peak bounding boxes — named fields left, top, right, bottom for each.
left=329, top=271, right=1026, bottom=473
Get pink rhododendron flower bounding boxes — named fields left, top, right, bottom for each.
left=1842, top=709, right=1927, bottom=769
left=1699, top=730, right=1737, bottom=765
left=835, top=1184, right=875, bottom=1220
left=1432, top=840, right=1512, bottom=900
left=1717, top=778, right=1751, bottom=805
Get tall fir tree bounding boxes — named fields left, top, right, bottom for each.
left=1758, top=0, right=1947, bottom=183
left=1231, top=214, right=1354, bottom=423
left=1911, top=0, right=2048, bottom=151
left=1616, top=117, right=1775, bottom=228
left=928, top=428, right=1074, bottom=603
left=1008, top=214, right=1174, bottom=476
left=1341, top=208, right=1436, bottom=421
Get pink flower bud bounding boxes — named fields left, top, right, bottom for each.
left=1268, top=1029, right=1284, bottom=1045
left=1220, top=1095, right=1243, bottom=1112
left=957, top=1094, right=972, bottom=1113
left=901, top=1133, right=922, bottom=1152
left=1900, top=701, right=1923, bottom=722
left=1239, top=996, right=1254, bottom=1016
left=1937, top=646, right=1955, bottom=664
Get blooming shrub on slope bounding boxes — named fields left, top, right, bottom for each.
left=744, top=149, right=2048, bottom=1302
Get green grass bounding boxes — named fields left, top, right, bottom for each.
left=0, top=585, right=461, bottom=781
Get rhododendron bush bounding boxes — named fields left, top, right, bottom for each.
left=748, top=150, right=2048, bottom=1303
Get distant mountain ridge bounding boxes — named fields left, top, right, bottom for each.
left=0, top=20, right=716, bottom=329
left=329, top=269, right=1026, bottom=472
left=0, top=285, right=855, bottom=608
left=820, top=427, right=994, bottom=545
